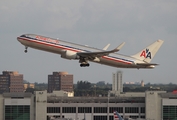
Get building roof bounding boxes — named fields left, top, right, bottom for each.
left=47, top=96, right=145, bottom=103
left=3, top=92, right=32, bottom=97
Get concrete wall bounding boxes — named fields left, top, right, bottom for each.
left=0, top=93, right=34, bottom=120
left=35, top=90, right=47, bottom=120
left=0, top=94, right=3, bottom=120
left=4, top=98, right=34, bottom=120
left=162, top=99, right=177, bottom=105
left=145, top=91, right=166, bottom=120
left=30, top=94, right=35, bottom=120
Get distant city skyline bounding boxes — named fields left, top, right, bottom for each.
left=0, top=1, right=177, bottom=84
left=17, top=70, right=176, bottom=85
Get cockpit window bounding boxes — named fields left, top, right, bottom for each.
left=20, top=35, right=26, bottom=37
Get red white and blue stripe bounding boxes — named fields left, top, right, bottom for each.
left=18, top=35, right=134, bottom=65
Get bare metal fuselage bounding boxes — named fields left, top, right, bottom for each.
left=17, top=34, right=155, bottom=69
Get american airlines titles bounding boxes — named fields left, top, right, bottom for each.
left=36, top=36, right=59, bottom=44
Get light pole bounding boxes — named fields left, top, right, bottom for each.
left=84, top=108, right=86, bottom=120
left=107, top=90, right=110, bottom=120
left=94, top=85, right=96, bottom=97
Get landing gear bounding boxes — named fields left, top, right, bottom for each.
left=24, top=46, right=28, bottom=53
left=79, top=57, right=90, bottom=67
left=80, top=63, right=90, bottom=67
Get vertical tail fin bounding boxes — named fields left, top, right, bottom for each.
left=114, top=111, right=123, bottom=120
left=131, top=40, right=164, bottom=63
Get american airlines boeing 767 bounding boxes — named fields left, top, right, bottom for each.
left=17, top=34, right=164, bottom=69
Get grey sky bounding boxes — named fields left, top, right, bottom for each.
left=0, top=0, right=176, bottom=84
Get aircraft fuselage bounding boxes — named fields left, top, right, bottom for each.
left=17, top=34, right=158, bottom=69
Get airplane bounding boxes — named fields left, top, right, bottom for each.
left=114, top=111, right=123, bottom=120
left=17, top=34, right=164, bottom=69
left=113, top=111, right=146, bottom=120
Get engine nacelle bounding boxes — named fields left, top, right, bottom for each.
left=61, top=50, right=79, bottom=60
left=93, top=57, right=100, bottom=62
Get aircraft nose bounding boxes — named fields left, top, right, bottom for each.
left=17, top=36, right=26, bottom=44
left=17, top=36, right=22, bottom=42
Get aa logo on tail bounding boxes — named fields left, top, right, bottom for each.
left=140, top=49, right=151, bottom=59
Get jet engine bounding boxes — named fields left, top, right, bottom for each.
left=61, top=50, right=79, bottom=60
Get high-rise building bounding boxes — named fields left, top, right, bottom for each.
left=48, top=72, right=73, bottom=93
left=0, top=71, right=24, bottom=93
left=141, top=80, right=145, bottom=87
left=112, top=71, right=123, bottom=92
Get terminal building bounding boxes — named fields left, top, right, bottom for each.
left=0, top=90, right=176, bottom=120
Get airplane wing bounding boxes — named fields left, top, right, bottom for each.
left=77, top=42, right=125, bottom=58
left=137, top=63, right=159, bottom=66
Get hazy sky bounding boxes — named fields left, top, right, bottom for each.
left=0, top=0, right=177, bottom=84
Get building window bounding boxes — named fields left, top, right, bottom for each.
left=163, top=106, right=177, bottom=120
left=62, top=107, right=76, bottom=113
left=78, top=107, right=92, bottom=113
left=94, top=116, right=107, bottom=120
left=141, top=107, right=145, bottom=113
left=94, top=107, right=107, bottom=113
left=5, top=105, right=30, bottom=120
left=47, top=107, right=60, bottom=113
left=109, top=107, right=123, bottom=113
left=129, top=116, right=139, bottom=119
left=125, top=107, right=139, bottom=113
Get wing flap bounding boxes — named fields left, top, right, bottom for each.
left=77, top=42, right=125, bottom=58
left=137, top=63, right=159, bottom=66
